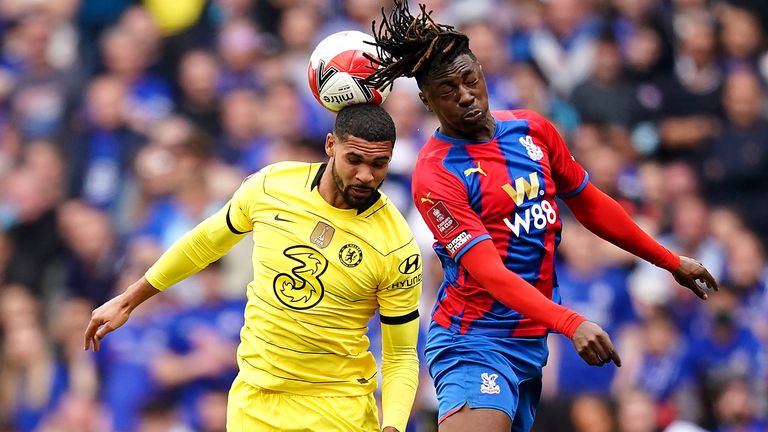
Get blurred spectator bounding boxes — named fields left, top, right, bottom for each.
left=718, top=231, right=768, bottom=344
left=686, top=287, right=764, bottom=427
left=656, top=11, right=722, bottom=158
left=712, top=377, right=767, bottom=432
left=137, top=163, right=218, bottom=252
left=0, top=320, right=67, bottom=432
left=0, top=284, right=39, bottom=332
left=101, top=25, right=173, bottom=134
left=524, top=0, right=600, bottom=96
left=57, top=201, right=122, bottom=305
left=216, top=88, right=271, bottom=173
left=278, top=5, right=322, bottom=87
left=616, top=389, right=660, bottom=432
left=1, top=167, right=64, bottom=297
left=700, top=68, right=768, bottom=242
left=6, top=8, right=80, bottom=141
left=570, top=33, right=638, bottom=127
left=35, top=393, right=109, bottom=432
left=176, top=50, right=222, bottom=139
left=68, top=75, right=143, bottom=211
left=632, top=310, right=692, bottom=424
left=216, top=18, right=262, bottom=95
left=135, top=396, right=191, bottom=432
left=718, top=5, right=764, bottom=70
left=321, top=0, right=386, bottom=35
left=462, top=21, right=514, bottom=110
left=196, top=389, right=228, bottom=432
left=75, top=0, right=136, bottom=75
left=569, top=394, right=615, bottom=432
left=508, top=63, right=580, bottom=136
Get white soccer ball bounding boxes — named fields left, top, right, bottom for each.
left=308, top=30, right=391, bottom=112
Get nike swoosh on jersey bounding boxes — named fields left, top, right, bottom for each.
left=274, top=214, right=295, bottom=223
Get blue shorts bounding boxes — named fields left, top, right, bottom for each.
left=425, top=322, right=549, bottom=431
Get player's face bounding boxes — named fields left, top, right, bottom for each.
left=420, top=53, right=494, bottom=140
left=326, top=133, right=392, bottom=210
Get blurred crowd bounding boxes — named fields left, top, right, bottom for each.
left=0, top=0, right=766, bottom=431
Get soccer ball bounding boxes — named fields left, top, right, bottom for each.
left=308, top=30, right=390, bottom=112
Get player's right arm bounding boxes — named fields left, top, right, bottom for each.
left=460, top=243, right=620, bottom=366
left=84, top=174, right=259, bottom=352
left=412, top=158, right=620, bottom=366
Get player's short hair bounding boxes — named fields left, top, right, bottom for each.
left=333, top=103, right=396, bottom=145
left=363, top=0, right=475, bottom=90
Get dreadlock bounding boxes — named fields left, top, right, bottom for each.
left=363, top=0, right=473, bottom=90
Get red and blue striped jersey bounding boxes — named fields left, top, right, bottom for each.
left=412, top=110, right=589, bottom=337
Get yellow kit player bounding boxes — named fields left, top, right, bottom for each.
left=84, top=103, right=422, bottom=432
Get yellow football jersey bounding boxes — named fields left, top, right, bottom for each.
left=222, top=161, right=422, bottom=396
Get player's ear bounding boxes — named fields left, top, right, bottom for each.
left=325, top=133, right=335, bottom=157
left=418, top=92, right=432, bottom=112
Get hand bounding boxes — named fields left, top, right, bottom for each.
left=672, top=256, right=718, bottom=300
left=83, top=295, right=132, bottom=352
left=571, top=321, right=621, bottom=367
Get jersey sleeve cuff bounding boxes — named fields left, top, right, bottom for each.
left=557, top=171, right=590, bottom=199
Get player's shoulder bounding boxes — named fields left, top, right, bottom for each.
left=241, top=161, right=317, bottom=189
left=414, top=136, right=455, bottom=178
left=493, top=109, right=553, bottom=130
left=416, top=134, right=453, bottom=165
left=364, top=194, right=417, bottom=254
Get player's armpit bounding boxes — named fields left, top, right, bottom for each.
left=562, top=182, right=680, bottom=271
left=380, top=317, right=419, bottom=432
left=145, top=204, right=247, bottom=290
left=461, top=240, right=585, bottom=337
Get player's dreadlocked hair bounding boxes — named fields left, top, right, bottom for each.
left=363, top=0, right=474, bottom=90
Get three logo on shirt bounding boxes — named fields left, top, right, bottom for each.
left=273, top=245, right=327, bottom=310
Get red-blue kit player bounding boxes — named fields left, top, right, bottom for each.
left=364, top=2, right=719, bottom=431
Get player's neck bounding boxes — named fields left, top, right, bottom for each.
left=318, top=168, right=351, bottom=210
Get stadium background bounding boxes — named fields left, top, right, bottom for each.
left=0, top=0, right=766, bottom=431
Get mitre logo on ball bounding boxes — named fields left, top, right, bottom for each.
left=308, top=30, right=391, bottom=112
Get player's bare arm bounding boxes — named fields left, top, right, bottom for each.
left=84, top=277, right=159, bottom=352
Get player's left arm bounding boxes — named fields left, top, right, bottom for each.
left=562, top=183, right=717, bottom=298
left=534, top=111, right=718, bottom=299
left=377, top=240, right=422, bottom=432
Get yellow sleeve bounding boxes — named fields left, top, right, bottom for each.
left=145, top=177, right=257, bottom=290
left=380, top=318, right=419, bottom=432
left=378, top=239, right=422, bottom=431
